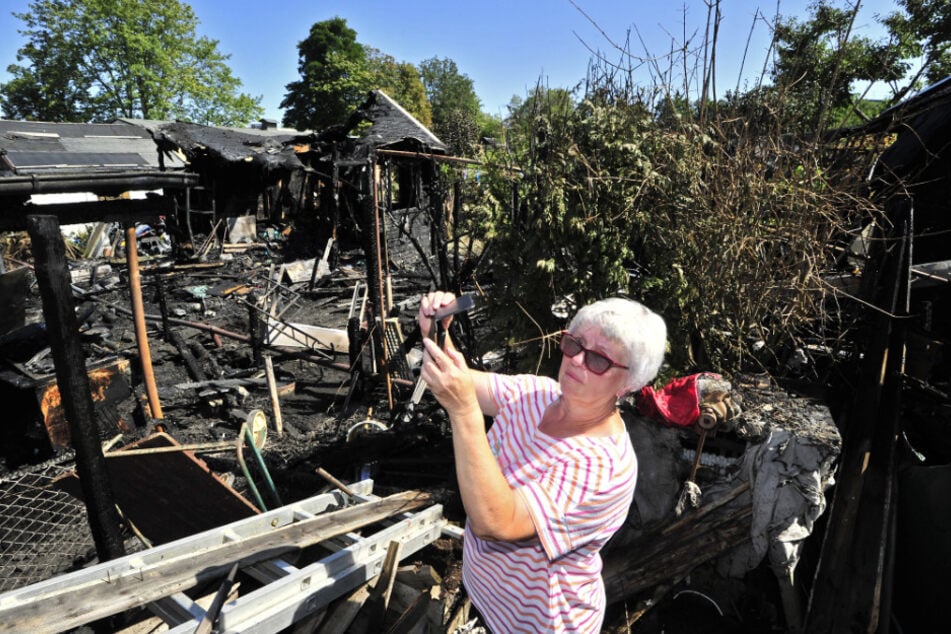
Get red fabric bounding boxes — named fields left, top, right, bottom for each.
left=637, top=374, right=707, bottom=427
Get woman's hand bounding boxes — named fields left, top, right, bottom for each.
left=421, top=337, right=480, bottom=419
left=418, top=291, right=457, bottom=341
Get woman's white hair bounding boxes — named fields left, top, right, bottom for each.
left=568, top=297, right=667, bottom=393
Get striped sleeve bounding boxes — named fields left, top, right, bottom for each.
left=519, top=438, right=637, bottom=561
left=488, top=372, right=556, bottom=414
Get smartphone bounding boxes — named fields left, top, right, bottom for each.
left=430, top=294, right=475, bottom=347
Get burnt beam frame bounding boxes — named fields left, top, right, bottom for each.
left=0, top=196, right=177, bottom=232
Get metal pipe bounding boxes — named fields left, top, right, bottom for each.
left=106, top=441, right=242, bottom=456
left=125, top=224, right=163, bottom=420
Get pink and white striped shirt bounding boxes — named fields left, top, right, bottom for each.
left=463, top=373, right=637, bottom=633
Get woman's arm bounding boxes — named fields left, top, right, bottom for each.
left=421, top=338, right=535, bottom=541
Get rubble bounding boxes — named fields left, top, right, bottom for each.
left=17, top=83, right=951, bottom=632
left=0, top=236, right=842, bottom=632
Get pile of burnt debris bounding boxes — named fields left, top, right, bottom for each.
left=0, top=219, right=843, bottom=634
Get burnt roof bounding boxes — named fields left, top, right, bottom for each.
left=872, top=79, right=951, bottom=177
left=831, top=76, right=951, bottom=178
left=0, top=119, right=183, bottom=174
left=124, top=119, right=306, bottom=172
left=348, top=90, right=447, bottom=153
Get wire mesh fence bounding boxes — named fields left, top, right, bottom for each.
left=0, top=454, right=94, bottom=593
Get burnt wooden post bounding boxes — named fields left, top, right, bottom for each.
left=26, top=214, right=126, bottom=562
left=155, top=273, right=172, bottom=341
left=248, top=292, right=264, bottom=366
left=360, top=164, right=384, bottom=345
left=365, top=158, right=394, bottom=411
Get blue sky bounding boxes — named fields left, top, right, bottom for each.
left=0, top=0, right=899, bottom=123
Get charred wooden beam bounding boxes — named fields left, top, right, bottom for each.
left=0, top=197, right=176, bottom=231
left=603, top=482, right=752, bottom=603
left=25, top=214, right=126, bottom=563
left=804, top=200, right=911, bottom=631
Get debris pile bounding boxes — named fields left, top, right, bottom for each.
left=0, top=92, right=875, bottom=631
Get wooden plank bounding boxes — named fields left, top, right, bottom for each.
left=384, top=588, right=434, bottom=634
left=266, top=318, right=349, bottom=352
left=0, top=490, right=433, bottom=633
left=319, top=583, right=372, bottom=634
left=54, top=432, right=260, bottom=544
left=603, top=483, right=753, bottom=602
left=361, top=541, right=403, bottom=631
left=192, top=505, right=446, bottom=634
left=0, top=197, right=177, bottom=232
left=0, top=266, right=30, bottom=335
left=37, top=357, right=132, bottom=450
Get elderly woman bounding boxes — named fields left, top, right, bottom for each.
left=418, top=292, right=667, bottom=633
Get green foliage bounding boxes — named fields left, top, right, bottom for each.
left=455, top=0, right=951, bottom=377
left=1, top=0, right=263, bottom=125
left=483, top=86, right=650, bottom=337
left=882, top=0, right=951, bottom=88
left=423, top=0, right=945, bottom=380
left=419, top=57, right=482, bottom=123
left=771, top=1, right=906, bottom=132
left=473, top=74, right=875, bottom=378
left=281, top=17, right=368, bottom=130
left=281, top=18, right=433, bottom=131
left=419, top=57, right=486, bottom=155
left=367, top=50, right=432, bottom=127
left=437, top=108, right=484, bottom=157
left=478, top=111, right=504, bottom=142
left=770, top=0, right=951, bottom=131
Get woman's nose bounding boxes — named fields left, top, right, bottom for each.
left=568, top=349, right=585, bottom=366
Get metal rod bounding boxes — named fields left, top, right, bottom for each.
left=105, top=441, right=243, bottom=456
left=315, top=467, right=358, bottom=498
left=125, top=224, right=164, bottom=419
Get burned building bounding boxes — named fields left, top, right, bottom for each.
left=807, top=77, right=951, bottom=634
left=0, top=91, right=483, bottom=632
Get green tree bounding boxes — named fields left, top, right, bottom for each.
left=366, top=48, right=432, bottom=127
left=771, top=1, right=904, bottom=132
left=1, top=0, right=263, bottom=125
left=281, top=17, right=368, bottom=130
left=418, top=57, right=481, bottom=122
left=282, top=18, right=432, bottom=131
left=882, top=0, right=951, bottom=97
left=770, top=0, right=951, bottom=133
left=419, top=57, right=483, bottom=155
left=503, top=85, right=575, bottom=161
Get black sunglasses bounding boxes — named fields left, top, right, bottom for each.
left=559, top=331, right=629, bottom=375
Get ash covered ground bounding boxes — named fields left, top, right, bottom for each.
left=0, top=237, right=814, bottom=633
